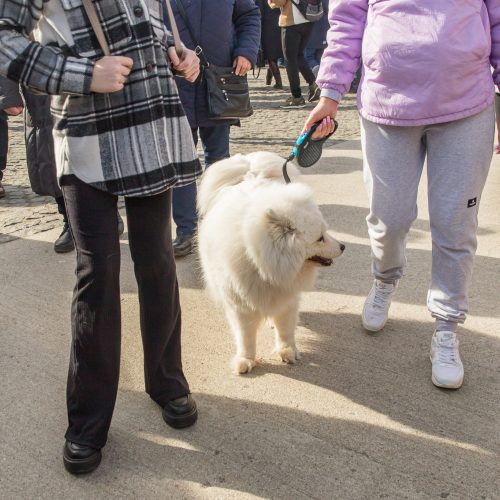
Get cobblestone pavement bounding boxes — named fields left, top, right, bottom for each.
left=0, top=74, right=360, bottom=244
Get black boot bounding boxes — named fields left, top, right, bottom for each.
left=63, top=441, right=102, bottom=475
left=172, top=234, right=194, bottom=257
left=54, top=222, right=75, bottom=253
left=162, top=394, right=198, bottom=429
left=265, top=68, right=272, bottom=85
left=268, top=60, right=283, bottom=89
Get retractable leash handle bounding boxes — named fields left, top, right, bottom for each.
left=282, top=119, right=339, bottom=183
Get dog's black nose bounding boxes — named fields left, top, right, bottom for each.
left=340, top=243, right=346, bottom=253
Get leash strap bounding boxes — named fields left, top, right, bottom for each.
left=282, top=154, right=294, bottom=184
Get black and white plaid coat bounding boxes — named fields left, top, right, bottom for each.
left=0, top=0, right=201, bottom=196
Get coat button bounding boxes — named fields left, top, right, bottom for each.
left=133, top=5, right=143, bottom=16
left=145, top=62, right=155, bottom=72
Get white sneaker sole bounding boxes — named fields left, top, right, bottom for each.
left=361, top=313, right=387, bottom=332
left=429, top=355, right=464, bottom=389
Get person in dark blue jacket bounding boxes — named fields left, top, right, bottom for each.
left=165, top=0, right=261, bottom=257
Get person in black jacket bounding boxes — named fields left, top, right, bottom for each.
left=22, top=90, right=75, bottom=251
left=165, top=0, right=261, bottom=257
left=0, top=76, right=23, bottom=198
left=257, top=0, right=283, bottom=88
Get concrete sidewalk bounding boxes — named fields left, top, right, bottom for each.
left=1, top=133, right=499, bottom=499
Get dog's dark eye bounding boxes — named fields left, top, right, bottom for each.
left=317, top=235, right=324, bottom=243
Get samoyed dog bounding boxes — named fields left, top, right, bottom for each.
left=197, top=152, right=344, bottom=374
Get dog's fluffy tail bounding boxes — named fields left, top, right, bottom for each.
left=197, top=152, right=300, bottom=217
left=197, top=154, right=251, bottom=217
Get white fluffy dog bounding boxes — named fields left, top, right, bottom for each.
left=197, top=152, right=344, bottom=374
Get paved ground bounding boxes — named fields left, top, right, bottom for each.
left=0, top=75, right=499, bottom=499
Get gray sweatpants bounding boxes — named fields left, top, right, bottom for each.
left=361, top=104, right=494, bottom=323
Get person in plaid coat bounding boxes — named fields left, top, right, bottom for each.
left=0, top=0, right=202, bottom=474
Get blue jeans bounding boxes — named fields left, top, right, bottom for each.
left=172, top=124, right=230, bottom=237
left=0, top=112, right=7, bottom=180
left=304, top=48, right=323, bottom=70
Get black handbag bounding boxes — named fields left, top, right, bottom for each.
left=172, top=0, right=253, bottom=120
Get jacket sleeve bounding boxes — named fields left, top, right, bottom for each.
left=232, top=0, right=262, bottom=65
left=0, top=0, right=94, bottom=96
left=486, top=0, right=500, bottom=89
left=316, top=0, right=368, bottom=102
left=0, top=75, right=22, bottom=109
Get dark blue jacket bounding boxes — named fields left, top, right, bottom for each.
left=306, top=0, right=329, bottom=51
left=165, top=0, right=261, bottom=128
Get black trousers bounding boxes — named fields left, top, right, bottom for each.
left=61, top=175, right=190, bottom=448
left=281, top=23, right=316, bottom=98
left=0, top=111, right=7, bottom=179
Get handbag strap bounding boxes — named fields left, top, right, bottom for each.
left=82, top=0, right=110, bottom=56
left=163, top=0, right=184, bottom=57
left=171, top=0, right=209, bottom=66
left=82, top=0, right=184, bottom=57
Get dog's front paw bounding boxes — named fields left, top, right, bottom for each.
left=231, top=356, right=257, bottom=374
left=275, top=346, right=301, bottom=364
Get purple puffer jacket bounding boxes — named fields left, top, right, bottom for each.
left=317, top=0, right=500, bottom=126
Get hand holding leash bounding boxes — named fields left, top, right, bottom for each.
left=283, top=117, right=339, bottom=183
left=303, top=96, right=339, bottom=139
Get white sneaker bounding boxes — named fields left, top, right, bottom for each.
left=430, top=331, right=464, bottom=389
left=362, top=279, right=397, bottom=332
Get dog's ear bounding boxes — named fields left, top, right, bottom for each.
left=265, top=209, right=297, bottom=239
left=243, top=208, right=306, bottom=286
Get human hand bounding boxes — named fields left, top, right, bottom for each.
left=233, top=56, right=252, bottom=76
left=90, top=56, right=134, bottom=93
left=4, top=106, right=23, bottom=116
left=302, top=96, right=338, bottom=139
left=168, top=47, right=200, bottom=82
left=496, top=130, right=500, bottom=154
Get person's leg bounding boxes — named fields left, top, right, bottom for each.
left=199, top=124, right=231, bottom=167
left=60, top=175, right=121, bottom=449
left=361, top=117, right=426, bottom=331
left=297, top=23, right=316, bottom=85
left=125, top=189, right=191, bottom=405
left=54, top=195, right=75, bottom=253
left=362, top=117, right=426, bottom=283
left=296, top=23, right=320, bottom=101
left=282, top=25, right=303, bottom=99
left=172, top=128, right=199, bottom=239
left=304, top=47, right=317, bottom=69
left=268, top=59, right=282, bottom=88
left=0, top=112, right=8, bottom=196
left=266, top=67, right=273, bottom=85
left=425, top=105, right=494, bottom=327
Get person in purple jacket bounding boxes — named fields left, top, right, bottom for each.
left=303, top=0, right=500, bottom=389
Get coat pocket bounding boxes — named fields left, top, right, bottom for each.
left=60, top=0, right=133, bottom=58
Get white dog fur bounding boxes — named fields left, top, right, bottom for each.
left=197, top=151, right=344, bottom=374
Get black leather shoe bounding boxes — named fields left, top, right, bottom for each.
left=117, top=211, right=125, bottom=235
left=54, top=223, right=75, bottom=253
left=63, top=441, right=102, bottom=475
left=172, top=234, right=194, bottom=257
left=162, top=394, right=198, bottom=429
